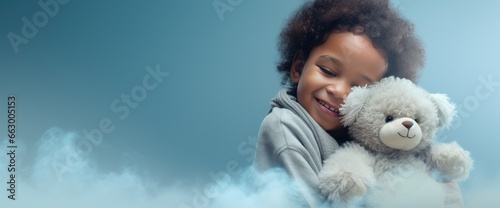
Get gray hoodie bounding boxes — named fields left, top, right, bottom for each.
left=253, top=88, right=340, bottom=207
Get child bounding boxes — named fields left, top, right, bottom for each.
left=253, top=0, right=464, bottom=207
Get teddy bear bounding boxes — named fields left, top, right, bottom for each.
left=318, top=76, right=473, bottom=208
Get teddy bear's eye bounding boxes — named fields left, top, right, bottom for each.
left=385, top=116, right=394, bottom=123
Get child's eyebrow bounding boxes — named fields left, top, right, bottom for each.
left=318, top=55, right=343, bottom=68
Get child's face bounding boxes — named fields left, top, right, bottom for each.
left=291, top=32, right=387, bottom=132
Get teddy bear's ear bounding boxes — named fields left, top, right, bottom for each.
left=429, top=93, right=457, bottom=129
left=340, top=85, right=370, bottom=126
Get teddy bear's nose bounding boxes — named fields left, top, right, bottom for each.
left=402, top=121, right=413, bottom=129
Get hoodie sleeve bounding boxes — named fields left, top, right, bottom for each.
left=253, top=108, right=325, bottom=207
left=275, top=148, right=324, bottom=207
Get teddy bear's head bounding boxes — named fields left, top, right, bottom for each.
left=340, top=76, right=456, bottom=154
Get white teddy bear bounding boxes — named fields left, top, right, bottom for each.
left=318, top=76, right=473, bottom=208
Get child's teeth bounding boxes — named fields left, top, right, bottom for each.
left=319, top=100, right=337, bottom=113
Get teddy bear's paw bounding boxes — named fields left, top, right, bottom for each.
left=319, top=171, right=374, bottom=203
left=432, top=142, right=473, bottom=181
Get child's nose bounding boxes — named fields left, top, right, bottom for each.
left=326, top=81, right=351, bottom=100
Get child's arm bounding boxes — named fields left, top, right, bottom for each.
left=253, top=110, right=325, bottom=207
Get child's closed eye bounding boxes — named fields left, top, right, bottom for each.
left=318, top=66, right=337, bottom=77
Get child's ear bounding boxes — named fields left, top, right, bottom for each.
left=290, top=51, right=305, bottom=84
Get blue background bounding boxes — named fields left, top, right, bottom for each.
left=0, top=0, right=499, bottom=206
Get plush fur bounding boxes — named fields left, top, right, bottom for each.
left=318, top=76, right=473, bottom=207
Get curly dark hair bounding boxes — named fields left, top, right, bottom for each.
left=277, top=0, right=425, bottom=85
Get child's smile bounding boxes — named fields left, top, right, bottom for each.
left=316, top=98, right=340, bottom=117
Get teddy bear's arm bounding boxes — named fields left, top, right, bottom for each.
left=318, top=143, right=376, bottom=204
left=427, top=142, right=473, bottom=182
